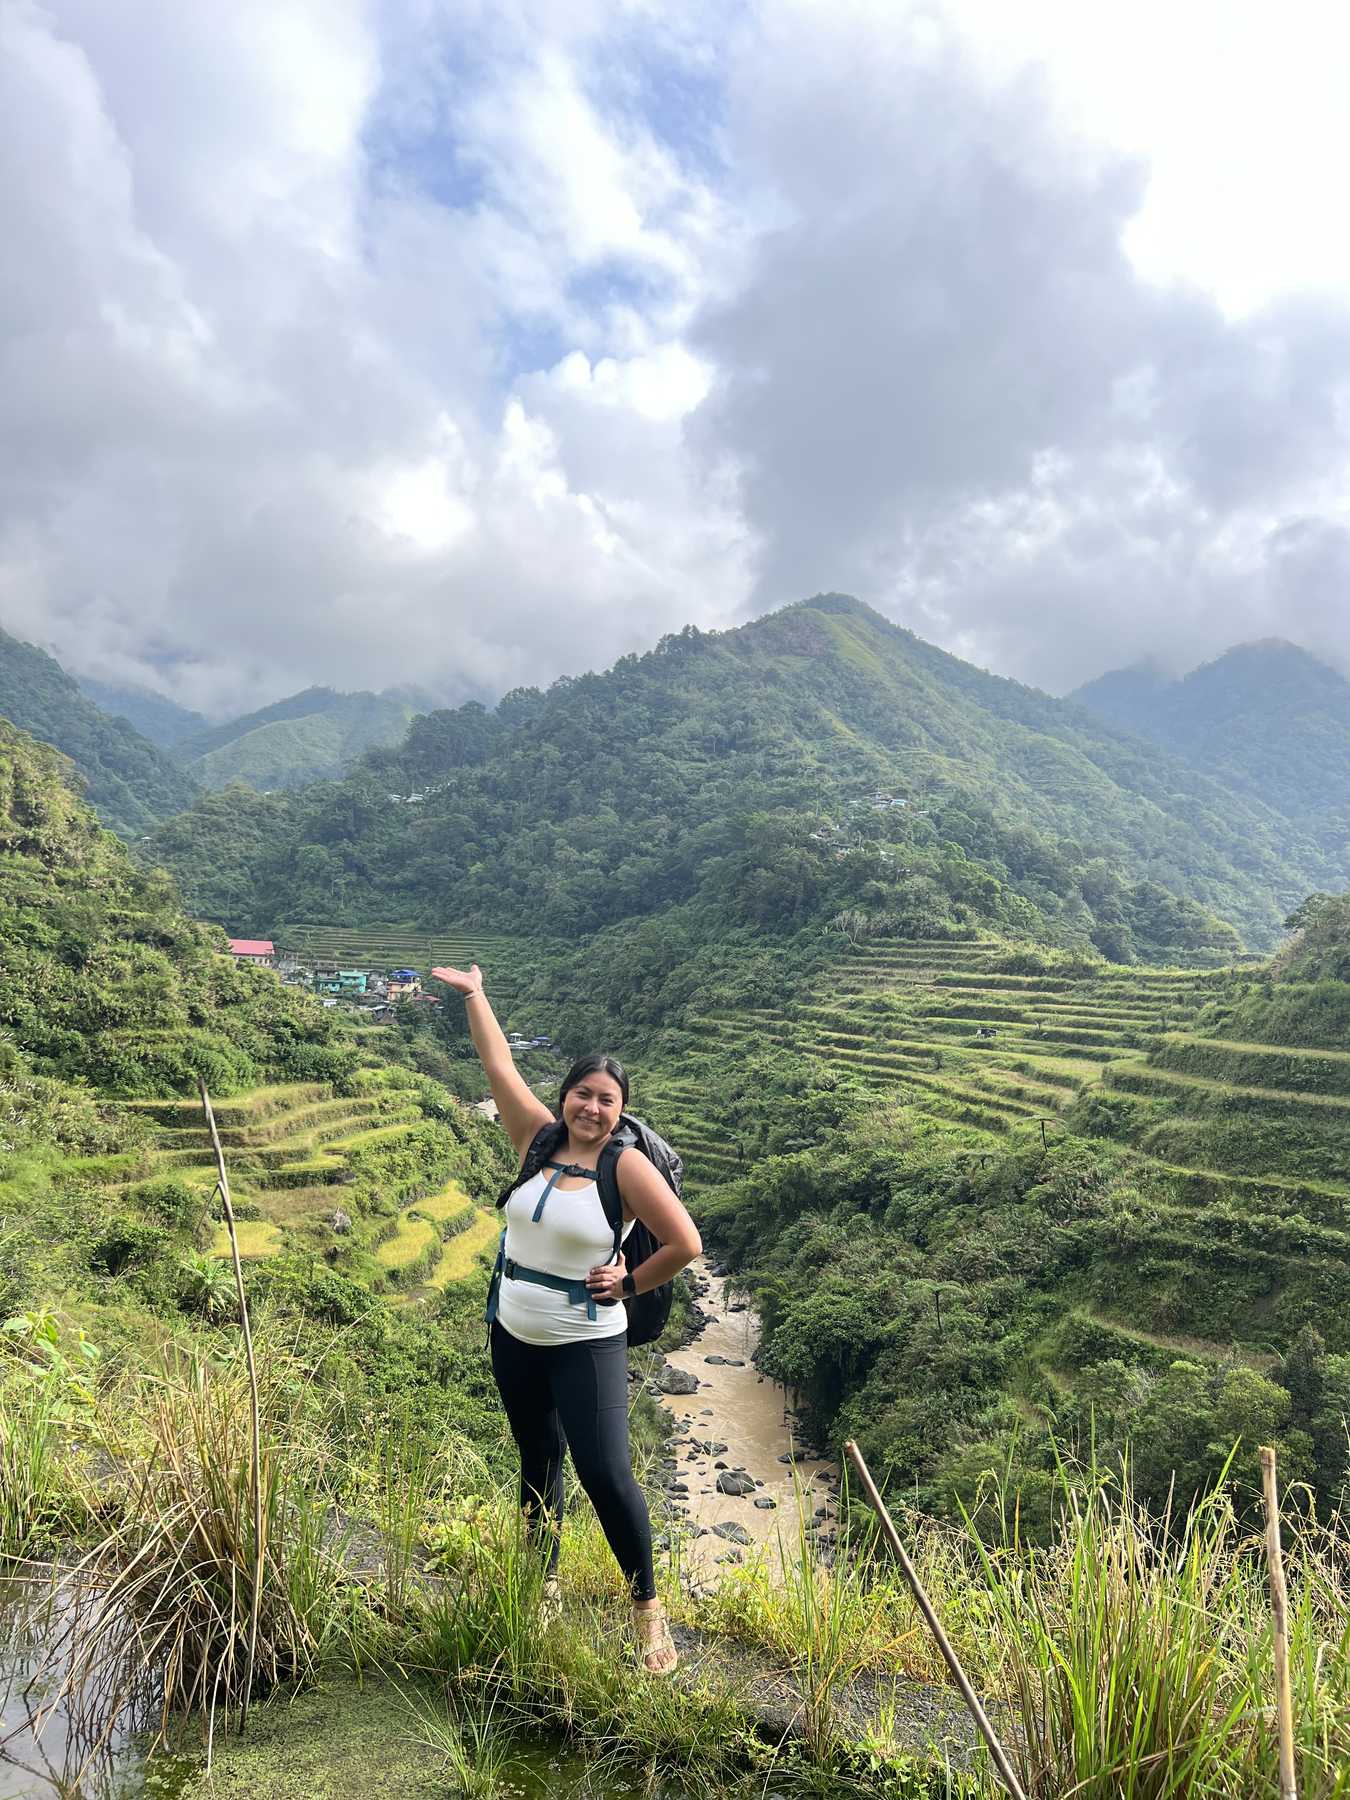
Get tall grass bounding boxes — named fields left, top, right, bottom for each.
left=689, top=1458, right=1350, bottom=1798
left=41, top=1329, right=369, bottom=1765
left=16, top=1322, right=1348, bottom=1799
left=0, top=1308, right=99, bottom=1557
left=956, top=1462, right=1350, bottom=1799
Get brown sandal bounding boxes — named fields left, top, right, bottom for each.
left=633, top=1604, right=678, bottom=1676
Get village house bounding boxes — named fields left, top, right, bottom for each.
left=387, top=968, right=422, bottom=1002
left=227, top=938, right=275, bottom=966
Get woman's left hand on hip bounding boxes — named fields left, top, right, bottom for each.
left=586, top=1258, right=627, bottom=1302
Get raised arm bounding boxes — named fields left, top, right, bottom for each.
left=428, top=963, right=553, bottom=1158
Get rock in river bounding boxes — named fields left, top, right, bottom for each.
left=716, top=1472, right=756, bottom=1497
left=712, top=1521, right=752, bottom=1545
left=657, top=1364, right=699, bottom=1396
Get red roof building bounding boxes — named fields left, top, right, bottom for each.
left=227, top=938, right=275, bottom=963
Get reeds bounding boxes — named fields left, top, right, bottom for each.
left=12, top=1327, right=1348, bottom=1798
left=36, top=1334, right=366, bottom=1769
left=957, top=1460, right=1350, bottom=1799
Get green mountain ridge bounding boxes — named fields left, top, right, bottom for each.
left=76, top=676, right=208, bottom=748
left=149, top=594, right=1341, bottom=959
left=1070, top=638, right=1350, bottom=858
left=176, top=684, right=427, bottom=791
left=0, top=624, right=199, bottom=836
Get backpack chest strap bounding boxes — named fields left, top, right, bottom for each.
left=530, top=1159, right=596, bottom=1222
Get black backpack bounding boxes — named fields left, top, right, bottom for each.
left=497, top=1113, right=683, bottom=1347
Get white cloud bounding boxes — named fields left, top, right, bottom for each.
left=3, top=0, right=1350, bottom=725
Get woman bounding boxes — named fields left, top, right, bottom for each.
left=429, top=961, right=701, bottom=1675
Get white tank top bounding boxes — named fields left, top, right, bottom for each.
left=497, top=1168, right=635, bottom=1347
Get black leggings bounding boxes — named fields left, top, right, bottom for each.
left=490, top=1320, right=656, bottom=1602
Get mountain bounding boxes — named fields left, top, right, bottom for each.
left=0, top=625, right=199, bottom=836
left=175, top=685, right=428, bottom=791
left=1070, top=640, right=1350, bottom=858
left=146, top=596, right=1345, bottom=962
left=76, top=677, right=207, bottom=748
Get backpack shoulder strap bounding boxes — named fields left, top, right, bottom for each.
left=497, top=1119, right=566, bottom=1209
left=596, top=1131, right=632, bottom=1261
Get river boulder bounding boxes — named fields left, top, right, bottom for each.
left=716, top=1472, right=756, bottom=1497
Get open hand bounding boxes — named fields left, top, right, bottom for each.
left=429, top=963, right=482, bottom=996
left=586, top=1256, right=628, bottom=1303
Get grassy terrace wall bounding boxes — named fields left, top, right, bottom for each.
left=109, top=1071, right=503, bottom=1299
left=633, top=933, right=1350, bottom=1424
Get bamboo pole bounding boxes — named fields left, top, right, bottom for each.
left=199, top=1078, right=265, bottom=1736
left=844, top=1441, right=1027, bottom=1800
left=1259, top=1445, right=1298, bottom=1800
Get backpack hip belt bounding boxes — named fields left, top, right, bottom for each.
left=484, top=1232, right=619, bottom=1329
left=502, top=1256, right=621, bottom=1321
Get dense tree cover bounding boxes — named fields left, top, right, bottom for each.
left=698, top=1087, right=1349, bottom=1533
left=177, top=686, right=424, bottom=791
left=0, top=723, right=355, bottom=1096
left=1071, top=640, right=1350, bottom=863
left=76, top=677, right=207, bottom=749
left=142, top=783, right=296, bottom=929
left=1274, top=891, right=1350, bottom=984
left=0, top=625, right=199, bottom=836
left=147, top=595, right=1281, bottom=966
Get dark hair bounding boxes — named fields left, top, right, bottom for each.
left=558, top=1054, right=629, bottom=1115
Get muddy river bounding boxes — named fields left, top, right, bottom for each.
left=654, top=1259, right=837, bottom=1583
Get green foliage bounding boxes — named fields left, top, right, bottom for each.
left=1274, top=890, right=1350, bottom=983
left=181, top=687, right=420, bottom=792
left=0, top=623, right=198, bottom=834
left=709, top=1094, right=1349, bottom=1526
left=0, top=720, right=359, bottom=1095
left=1073, top=637, right=1350, bottom=862
left=137, top=782, right=296, bottom=932
left=146, top=595, right=1317, bottom=958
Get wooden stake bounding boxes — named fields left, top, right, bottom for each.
left=844, top=1441, right=1027, bottom=1800
left=200, top=1078, right=265, bottom=1737
left=1260, top=1445, right=1298, bottom=1800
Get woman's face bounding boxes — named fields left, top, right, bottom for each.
left=562, top=1072, right=625, bottom=1146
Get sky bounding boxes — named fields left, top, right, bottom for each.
left=4, top=0, right=1350, bottom=717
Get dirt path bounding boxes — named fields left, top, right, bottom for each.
left=653, top=1260, right=837, bottom=1584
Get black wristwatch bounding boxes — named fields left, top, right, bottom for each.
left=621, top=1273, right=637, bottom=1298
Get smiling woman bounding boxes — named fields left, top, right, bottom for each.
left=428, top=961, right=701, bottom=1677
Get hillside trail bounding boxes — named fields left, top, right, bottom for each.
left=655, top=1259, right=838, bottom=1586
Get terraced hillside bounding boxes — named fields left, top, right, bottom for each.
left=112, top=1077, right=501, bottom=1298
left=276, top=924, right=543, bottom=1029
left=638, top=941, right=1223, bottom=1179
left=636, top=937, right=1350, bottom=1359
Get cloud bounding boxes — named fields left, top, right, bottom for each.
left=0, top=0, right=737, bottom=715
left=688, top=1, right=1350, bottom=687
left=3, top=0, right=1350, bottom=720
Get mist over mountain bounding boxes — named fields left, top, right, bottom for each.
left=0, top=625, right=199, bottom=836
left=1071, top=640, right=1350, bottom=858
left=144, top=595, right=1347, bottom=960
